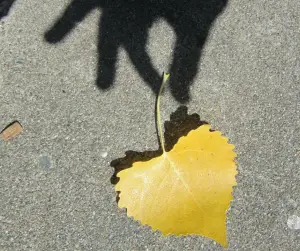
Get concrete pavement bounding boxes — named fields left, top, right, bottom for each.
left=1, top=0, right=299, bottom=250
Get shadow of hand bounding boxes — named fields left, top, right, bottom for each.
left=0, top=0, right=16, bottom=19
left=45, top=0, right=227, bottom=103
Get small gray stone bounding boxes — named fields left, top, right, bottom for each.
left=287, top=215, right=300, bottom=230
left=39, top=154, right=52, bottom=169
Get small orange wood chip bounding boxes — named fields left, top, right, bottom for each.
left=0, top=121, right=23, bottom=141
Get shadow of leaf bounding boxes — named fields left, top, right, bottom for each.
left=110, top=105, right=208, bottom=201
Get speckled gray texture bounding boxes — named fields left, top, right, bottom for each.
left=0, top=0, right=300, bottom=250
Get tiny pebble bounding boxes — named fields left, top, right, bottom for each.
left=101, top=151, right=108, bottom=158
left=287, top=215, right=300, bottom=230
left=39, top=155, right=52, bottom=169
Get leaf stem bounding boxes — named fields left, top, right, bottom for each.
left=156, top=72, right=170, bottom=154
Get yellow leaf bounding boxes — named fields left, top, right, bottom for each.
left=114, top=73, right=237, bottom=247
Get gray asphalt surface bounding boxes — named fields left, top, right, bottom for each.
left=1, top=0, right=300, bottom=250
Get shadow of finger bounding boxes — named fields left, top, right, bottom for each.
left=0, top=0, right=16, bottom=20
left=44, top=0, right=98, bottom=43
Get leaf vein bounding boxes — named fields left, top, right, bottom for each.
left=165, top=154, right=204, bottom=214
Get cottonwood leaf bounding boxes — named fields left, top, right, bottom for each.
left=114, top=73, right=237, bottom=247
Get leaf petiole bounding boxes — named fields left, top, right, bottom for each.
left=156, top=72, right=170, bottom=154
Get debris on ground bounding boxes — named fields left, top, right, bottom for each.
left=0, top=121, right=23, bottom=141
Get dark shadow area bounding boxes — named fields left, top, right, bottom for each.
left=0, top=0, right=16, bottom=19
left=110, top=105, right=208, bottom=202
left=44, top=0, right=228, bottom=103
